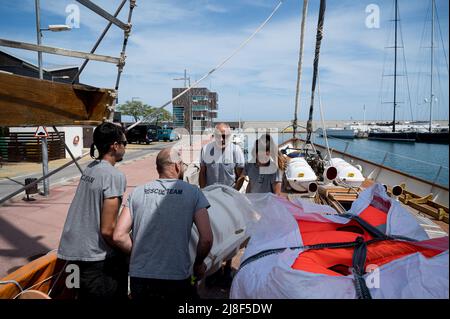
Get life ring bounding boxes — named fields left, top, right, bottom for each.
left=73, top=135, right=80, bottom=145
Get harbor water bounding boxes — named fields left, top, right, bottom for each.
left=278, top=133, right=449, bottom=187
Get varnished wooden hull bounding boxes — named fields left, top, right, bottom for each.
left=0, top=72, right=115, bottom=126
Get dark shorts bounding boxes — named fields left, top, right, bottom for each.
left=130, top=277, right=198, bottom=300
left=74, top=254, right=128, bottom=300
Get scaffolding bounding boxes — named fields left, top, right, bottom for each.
left=0, top=0, right=137, bottom=205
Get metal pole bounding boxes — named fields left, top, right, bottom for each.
left=0, top=38, right=121, bottom=64
left=0, top=151, right=90, bottom=206
left=429, top=0, right=435, bottom=132
left=40, top=137, right=49, bottom=196
left=114, top=0, right=136, bottom=103
left=35, top=0, right=43, bottom=80
left=35, top=0, right=49, bottom=196
left=72, top=0, right=128, bottom=84
left=393, top=0, right=398, bottom=133
left=188, top=77, right=193, bottom=146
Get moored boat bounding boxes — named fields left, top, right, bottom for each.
left=317, top=127, right=356, bottom=139
left=368, top=131, right=417, bottom=142
left=416, top=131, right=449, bottom=144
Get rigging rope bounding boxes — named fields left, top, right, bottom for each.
left=413, top=0, right=431, bottom=120
left=398, top=6, right=414, bottom=122
left=293, top=0, right=309, bottom=140
left=316, top=69, right=332, bottom=161
left=434, top=2, right=449, bottom=73
left=127, top=0, right=285, bottom=131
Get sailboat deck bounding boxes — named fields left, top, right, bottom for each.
left=284, top=183, right=448, bottom=238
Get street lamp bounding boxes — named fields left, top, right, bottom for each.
left=44, top=25, right=72, bottom=32
left=35, top=0, right=71, bottom=196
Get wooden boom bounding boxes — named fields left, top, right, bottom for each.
left=0, top=72, right=116, bottom=126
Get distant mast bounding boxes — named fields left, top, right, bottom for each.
left=429, top=0, right=435, bottom=132
left=363, top=104, right=366, bottom=127
left=392, top=0, right=399, bottom=133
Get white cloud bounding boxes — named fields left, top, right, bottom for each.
left=205, top=3, right=228, bottom=13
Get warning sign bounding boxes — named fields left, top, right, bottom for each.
left=35, top=126, right=48, bottom=138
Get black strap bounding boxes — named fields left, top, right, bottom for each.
left=340, top=213, right=389, bottom=240
left=352, top=237, right=372, bottom=299
left=340, top=213, right=417, bottom=242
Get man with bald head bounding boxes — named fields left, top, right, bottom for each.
left=113, top=147, right=213, bottom=299
left=199, top=123, right=245, bottom=189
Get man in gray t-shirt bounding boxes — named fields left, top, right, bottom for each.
left=114, top=147, right=213, bottom=300
left=199, top=123, right=244, bottom=287
left=57, top=122, right=128, bottom=299
left=236, top=133, right=284, bottom=196
left=243, top=162, right=283, bottom=194
left=58, top=160, right=126, bottom=261
left=199, top=123, right=245, bottom=189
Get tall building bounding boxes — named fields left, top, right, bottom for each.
left=172, top=87, right=218, bottom=133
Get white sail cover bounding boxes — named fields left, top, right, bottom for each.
left=230, top=184, right=449, bottom=299
left=188, top=185, right=258, bottom=276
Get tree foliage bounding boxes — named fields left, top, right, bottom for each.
left=117, top=100, right=172, bottom=123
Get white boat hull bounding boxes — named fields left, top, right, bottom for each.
left=285, top=157, right=317, bottom=192
left=281, top=138, right=448, bottom=207
left=326, top=158, right=365, bottom=187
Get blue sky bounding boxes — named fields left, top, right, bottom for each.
left=0, top=0, right=448, bottom=122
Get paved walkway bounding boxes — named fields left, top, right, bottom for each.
left=0, top=152, right=160, bottom=277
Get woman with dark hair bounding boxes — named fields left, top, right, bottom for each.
left=236, top=134, right=285, bottom=195
left=58, top=122, right=129, bottom=299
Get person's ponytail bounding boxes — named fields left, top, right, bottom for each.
left=90, top=143, right=96, bottom=159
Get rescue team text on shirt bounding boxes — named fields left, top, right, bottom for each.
left=144, top=188, right=183, bottom=195
left=80, top=175, right=95, bottom=183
